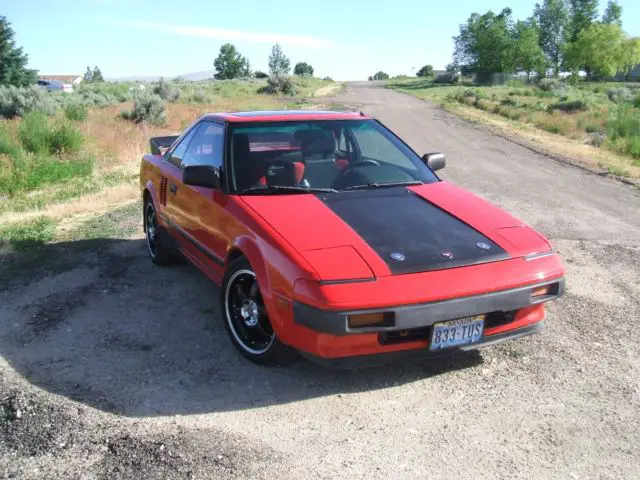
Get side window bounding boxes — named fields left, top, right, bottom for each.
left=167, top=127, right=198, bottom=168
left=350, top=123, right=415, bottom=169
left=181, top=122, right=224, bottom=169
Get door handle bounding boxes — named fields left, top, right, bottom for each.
left=169, top=183, right=178, bottom=195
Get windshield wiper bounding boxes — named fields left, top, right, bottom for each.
left=235, top=185, right=338, bottom=195
left=341, top=180, right=424, bottom=191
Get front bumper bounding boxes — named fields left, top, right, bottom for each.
left=293, top=278, right=564, bottom=335
left=300, top=321, right=545, bottom=368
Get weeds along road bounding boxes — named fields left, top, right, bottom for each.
left=2, top=81, right=640, bottom=479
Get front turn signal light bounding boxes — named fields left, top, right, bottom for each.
left=348, top=312, right=395, bottom=330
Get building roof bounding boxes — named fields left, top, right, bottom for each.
left=204, top=110, right=370, bottom=123
left=38, top=75, right=82, bottom=83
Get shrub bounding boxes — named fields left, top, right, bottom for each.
left=19, top=112, right=83, bottom=155
left=64, top=101, right=88, bottom=121
left=538, top=78, right=565, bottom=93
left=322, top=76, right=333, bottom=81
left=607, top=87, right=634, bottom=104
left=434, top=73, right=459, bottom=84
left=634, top=93, right=640, bottom=108
left=0, top=85, right=60, bottom=119
left=120, top=93, right=166, bottom=125
left=18, top=112, right=83, bottom=155
left=263, top=73, right=296, bottom=95
left=153, top=78, right=180, bottom=102
left=184, top=90, right=212, bottom=104
left=606, top=104, right=640, bottom=158
left=549, top=99, right=589, bottom=113
left=47, top=123, right=84, bottom=155
left=0, top=216, right=57, bottom=250
left=474, top=98, right=493, bottom=111
left=253, top=71, right=268, bottom=79
left=18, top=112, right=49, bottom=154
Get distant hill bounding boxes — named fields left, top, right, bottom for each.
left=108, top=70, right=215, bottom=82
left=177, top=70, right=215, bottom=81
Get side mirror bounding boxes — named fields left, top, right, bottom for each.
left=422, top=152, right=446, bottom=171
left=183, top=165, right=221, bottom=189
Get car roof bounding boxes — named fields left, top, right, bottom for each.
left=201, top=110, right=371, bottom=123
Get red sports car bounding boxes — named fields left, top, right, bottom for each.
left=139, top=110, right=565, bottom=367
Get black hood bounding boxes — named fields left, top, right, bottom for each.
left=317, top=188, right=509, bottom=275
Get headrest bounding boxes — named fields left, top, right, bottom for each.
left=265, top=161, right=305, bottom=186
left=300, top=130, right=335, bottom=156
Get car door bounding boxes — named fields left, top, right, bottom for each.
left=157, top=124, right=199, bottom=247
left=173, top=121, right=228, bottom=280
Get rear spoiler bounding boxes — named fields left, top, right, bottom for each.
left=150, top=135, right=180, bottom=156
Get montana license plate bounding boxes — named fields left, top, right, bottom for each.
left=429, top=316, right=485, bottom=351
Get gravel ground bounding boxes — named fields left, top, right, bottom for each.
left=1, top=82, right=639, bottom=479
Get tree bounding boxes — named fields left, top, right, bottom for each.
left=84, top=66, right=93, bottom=82
left=268, top=44, right=290, bottom=76
left=568, top=0, right=599, bottom=42
left=602, top=1, right=622, bottom=26
left=514, top=20, right=546, bottom=79
left=621, top=37, right=640, bottom=80
left=416, top=65, right=434, bottom=77
left=293, top=62, right=314, bottom=76
left=564, top=22, right=629, bottom=79
left=370, top=71, right=390, bottom=80
left=213, top=43, right=249, bottom=80
left=92, top=66, right=104, bottom=82
left=0, top=16, right=37, bottom=86
left=253, top=70, right=268, bottom=79
left=534, top=0, right=570, bottom=76
left=453, top=8, right=517, bottom=74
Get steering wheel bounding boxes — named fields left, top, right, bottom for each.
left=331, top=158, right=381, bottom=189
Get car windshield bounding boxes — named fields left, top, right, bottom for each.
left=227, top=119, right=439, bottom=193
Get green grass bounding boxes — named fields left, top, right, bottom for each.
left=18, top=112, right=83, bottom=155
left=0, top=216, right=58, bottom=250
left=0, top=116, right=93, bottom=196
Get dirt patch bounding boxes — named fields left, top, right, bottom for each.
left=0, top=388, right=82, bottom=457
left=0, top=374, right=281, bottom=479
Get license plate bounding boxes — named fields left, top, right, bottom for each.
left=429, top=316, right=485, bottom=351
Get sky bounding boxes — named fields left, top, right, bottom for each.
left=3, top=0, right=640, bottom=81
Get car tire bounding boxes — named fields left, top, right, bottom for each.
left=144, top=198, right=175, bottom=266
left=221, top=257, right=295, bottom=366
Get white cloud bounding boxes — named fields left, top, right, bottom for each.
left=117, top=20, right=336, bottom=48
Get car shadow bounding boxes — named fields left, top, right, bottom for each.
left=0, top=237, right=483, bottom=417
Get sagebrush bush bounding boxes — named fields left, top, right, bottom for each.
left=153, top=78, right=181, bottom=102
left=264, top=74, right=296, bottom=95
left=183, top=89, right=212, bottom=104
left=607, top=87, right=634, bottom=104
left=64, top=101, right=88, bottom=121
left=120, top=93, right=166, bottom=125
left=538, top=78, right=565, bottom=93
left=18, top=112, right=83, bottom=155
left=0, top=85, right=59, bottom=119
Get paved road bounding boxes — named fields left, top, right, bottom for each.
left=2, top=82, right=639, bottom=479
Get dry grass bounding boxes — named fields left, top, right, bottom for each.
left=446, top=103, right=640, bottom=181
left=313, top=83, right=344, bottom=97
left=389, top=80, right=640, bottom=182
left=1, top=88, right=311, bottom=241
